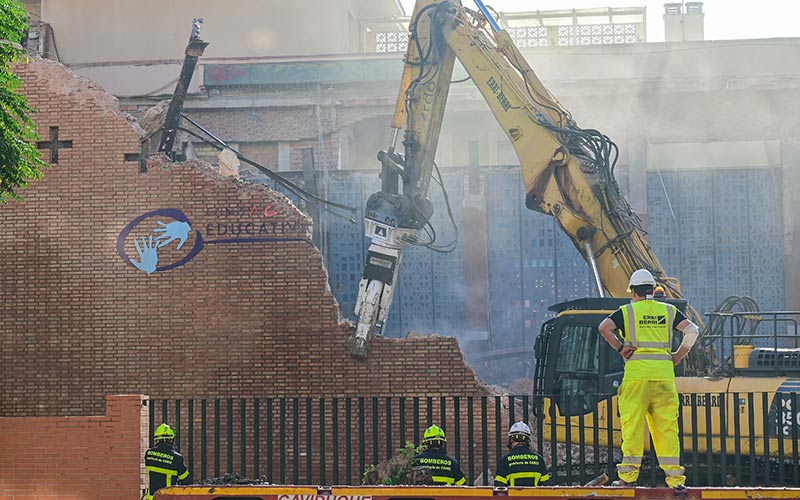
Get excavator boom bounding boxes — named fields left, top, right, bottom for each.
left=353, top=0, right=682, bottom=358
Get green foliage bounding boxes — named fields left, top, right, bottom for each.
left=384, top=442, right=422, bottom=485
left=398, top=441, right=423, bottom=459
left=0, top=0, right=46, bottom=202
left=361, top=464, right=376, bottom=482
left=362, top=442, right=424, bottom=485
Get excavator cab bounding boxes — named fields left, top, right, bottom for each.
left=534, top=297, right=687, bottom=417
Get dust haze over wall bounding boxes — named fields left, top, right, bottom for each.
left=0, top=59, right=492, bottom=418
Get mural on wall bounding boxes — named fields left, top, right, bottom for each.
left=117, top=206, right=310, bottom=274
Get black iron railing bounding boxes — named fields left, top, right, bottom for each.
left=149, top=392, right=800, bottom=487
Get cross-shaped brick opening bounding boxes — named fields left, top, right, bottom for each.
left=35, top=126, right=73, bottom=164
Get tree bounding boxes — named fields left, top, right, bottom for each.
left=0, top=0, right=46, bottom=202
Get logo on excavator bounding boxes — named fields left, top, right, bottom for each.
left=486, top=76, right=511, bottom=112
left=680, top=394, right=722, bottom=408
left=768, top=380, right=800, bottom=436
left=421, top=81, right=437, bottom=122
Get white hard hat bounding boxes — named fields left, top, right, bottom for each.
left=628, top=269, right=656, bottom=291
left=508, top=421, right=532, bottom=440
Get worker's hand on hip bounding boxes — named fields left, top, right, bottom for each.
left=671, top=351, right=682, bottom=366
left=620, top=345, right=636, bottom=359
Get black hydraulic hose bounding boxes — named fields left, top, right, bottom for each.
left=174, top=123, right=357, bottom=222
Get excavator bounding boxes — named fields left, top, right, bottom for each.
left=352, top=0, right=800, bottom=470
left=352, top=0, right=681, bottom=357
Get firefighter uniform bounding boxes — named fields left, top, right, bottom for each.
left=145, top=442, right=189, bottom=499
left=412, top=447, right=466, bottom=485
left=494, top=445, right=551, bottom=486
left=608, top=299, right=687, bottom=487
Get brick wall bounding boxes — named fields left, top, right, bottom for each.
left=0, top=394, right=148, bottom=499
left=0, top=59, right=491, bottom=420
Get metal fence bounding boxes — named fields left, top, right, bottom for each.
left=149, top=391, right=800, bottom=487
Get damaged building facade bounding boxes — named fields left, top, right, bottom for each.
left=0, top=60, right=505, bottom=491
left=18, top=0, right=800, bottom=383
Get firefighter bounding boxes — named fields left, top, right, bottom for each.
left=411, top=424, right=466, bottom=485
left=494, top=421, right=551, bottom=487
left=598, top=269, right=699, bottom=488
left=145, top=423, right=190, bottom=499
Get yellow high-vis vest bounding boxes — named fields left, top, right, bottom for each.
left=619, top=300, right=676, bottom=381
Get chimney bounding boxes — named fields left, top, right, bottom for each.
left=663, top=2, right=705, bottom=42
left=683, top=2, right=705, bottom=41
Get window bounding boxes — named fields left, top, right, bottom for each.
left=556, top=325, right=599, bottom=374
left=554, top=324, right=600, bottom=416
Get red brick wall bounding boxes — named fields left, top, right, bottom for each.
left=0, top=394, right=148, bottom=499
left=0, top=60, right=491, bottom=419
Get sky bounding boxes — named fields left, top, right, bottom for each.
left=398, top=0, right=800, bottom=42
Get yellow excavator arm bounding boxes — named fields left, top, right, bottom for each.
left=352, top=0, right=683, bottom=358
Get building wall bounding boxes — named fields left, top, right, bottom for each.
left=39, top=0, right=389, bottom=64
left=179, top=39, right=800, bottom=314
left=0, top=59, right=491, bottom=418
left=0, top=395, right=147, bottom=500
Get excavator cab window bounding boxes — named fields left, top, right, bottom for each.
left=538, top=307, right=632, bottom=417
left=550, top=314, right=604, bottom=417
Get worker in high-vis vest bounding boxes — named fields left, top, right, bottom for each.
left=598, top=269, right=699, bottom=488
left=145, top=423, right=190, bottom=499
left=411, top=425, right=466, bottom=485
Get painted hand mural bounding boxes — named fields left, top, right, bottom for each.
left=131, top=235, right=159, bottom=274
left=154, top=220, right=191, bottom=249
left=117, top=207, right=310, bottom=275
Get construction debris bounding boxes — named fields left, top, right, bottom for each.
left=361, top=443, right=432, bottom=485
left=200, top=473, right=270, bottom=485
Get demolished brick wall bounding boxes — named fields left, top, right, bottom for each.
left=0, top=59, right=494, bottom=416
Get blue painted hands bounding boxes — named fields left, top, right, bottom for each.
left=132, top=235, right=159, bottom=274
left=154, top=220, right=191, bottom=249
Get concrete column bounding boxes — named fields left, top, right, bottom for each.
left=627, top=139, right=647, bottom=216
left=462, top=141, right=490, bottom=334
left=278, top=142, right=292, bottom=172
left=782, top=142, right=800, bottom=311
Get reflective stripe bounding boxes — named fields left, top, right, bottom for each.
left=664, top=468, right=686, bottom=477
left=431, top=475, right=455, bottom=485
left=147, top=465, right=177, bottom=481
left=659, top=456, right=682, bottom=466
left=507, top=471, right=543, bottom=486
left=494, top=475, right=508, bottom=484
left=636, top=341, right=670, bottom=348
left=667, top=305, right=675, bottom=346
left=628, top=353, right=673, bottom=361
left=622, top=455, right=643, bottom=465
left=618, top=465, right=640, bottom=473
left=623, top=304, right=636, bottom=345
left=455, top=477, right=466, bottom=485
left=147, top=464, right=180, bottom=497
left=178, top=470, right=189, bottom=480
